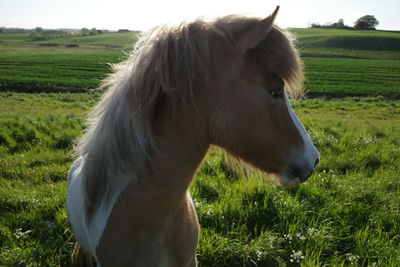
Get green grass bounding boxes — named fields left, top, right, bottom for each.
left=0, top=93, right=399, bottom=266
left=290, top=28, right=400, bottom=60
left=292, top=28, right=400, bottom=38
left=0, top=32, right=136, bottom=48
left=0, top=33, right=35, bottom=43
left=36, top=32, right=137, bottom=47
left=303, top=57, right=400, bottom=97
left=1, top=28, right=399, bottom=97
left=0, top=45, right=127, bottom=93
left=0, top=94, right=88, bottom=266
left=1, top=27, right=400, bottom=265
left=0, top=31, right=136, bottom=93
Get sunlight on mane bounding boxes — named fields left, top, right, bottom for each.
left=77, top=14, right=304, bottom=221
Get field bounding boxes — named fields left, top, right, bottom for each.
left=1, top=29, right=400, bottom=97
left=292, top=28, right=400, bottom=60
left=0, top=27, right=400, bottom=266
left=0, top=32, right=134, bottom=93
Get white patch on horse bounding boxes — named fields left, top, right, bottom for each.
left=66, top=157, right=128, bottom=264
left=285, top=94, right=319, bottom=169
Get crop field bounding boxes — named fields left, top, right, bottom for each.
left=0, top=27, right=399, bottom=266
left=0, top=31, right=135, bottom=93
left=0, top=46, right=125, bottom=93
left=1, top=29, right=400, bottom=97
left=303, top=57, right=400, bottom=97
left=292, top=28, right=400, bottom=60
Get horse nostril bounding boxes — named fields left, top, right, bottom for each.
left=314, top=158, right=320, bottom=168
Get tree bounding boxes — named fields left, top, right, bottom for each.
left=337, top=18, right=345, bottom=28
left=89, top=28, right=102, bottom=35
left=354, top=15, right=379, bottom=30
left=310, top=18, right=348, bottom=29
left=331, top=18, right=345, bottom=28
left=80, top=28, right=90, bottom=36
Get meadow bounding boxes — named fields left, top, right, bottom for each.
left=1, top=29, right=400, bottom=97
left=0, top=27, right=399, bottom=266
left=0, top=94, right=399, bottom=266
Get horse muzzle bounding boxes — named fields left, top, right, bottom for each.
left=286, top=157, right=319, bottom=182
left=279, top=155, right=320, bottom=186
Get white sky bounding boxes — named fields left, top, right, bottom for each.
left=1, top=0, right=399, bottom=31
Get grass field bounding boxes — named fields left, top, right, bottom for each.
left=292, top=28, right=400, bottom=60
left=0, top=45, right=125, bottom=93
left=1, top=28, right=400, bottom=97
left=303, top=57, right=400, bottom=97
left=0, top=31, right=135, bottom=93
left=0, top=94, right=399, bottom=266
left=0, top=27, right=400, bottom=266
left=0, top=32, right=136, bottom=48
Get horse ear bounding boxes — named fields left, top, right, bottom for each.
left=235, top=6, right=279, bottom=52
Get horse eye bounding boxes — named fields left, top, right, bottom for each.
left=269, top=89, right=283, bottom=99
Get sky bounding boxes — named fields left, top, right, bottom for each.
left=1, top=0, right=399, bottom=31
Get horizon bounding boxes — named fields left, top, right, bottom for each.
left=2, top=26, right=400, bottom=34
left=1, top=0, right=399, bottom=32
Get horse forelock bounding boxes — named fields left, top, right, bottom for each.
left=77, top=15, right=304, bottom=221
left=249, top=26, right=304, bottom=98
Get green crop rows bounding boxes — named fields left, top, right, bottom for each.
left=1, top=29, right=400, bottom=97
left=303, top=57, right=400, bottom=97
left=0, top=46, right=125, bottom=93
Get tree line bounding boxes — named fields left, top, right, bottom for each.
left=29, top=27, right=109, bottom=41
left=0, top=27, right=110, bottom=41
left=311, top=15, right=379, bottom=30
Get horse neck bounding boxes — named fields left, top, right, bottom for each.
left=147, top=101, right=210, bottom=196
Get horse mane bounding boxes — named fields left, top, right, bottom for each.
left=77, top=15, right=304, bottom=221
left=249, top=25, right=304, bottom=98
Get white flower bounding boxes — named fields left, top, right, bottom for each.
left=346, top=253, right=360, bottom=264
left=284, top=234, right=293, bottom=243
left=255, top=249, right=263, bottom=261
left=295, top=233, right=306, bottom=241
left=307, top=227, right=318, bottom=236
left=13, top=228, right=33, bottom=240
left=290, top=250, right=305, bottom=263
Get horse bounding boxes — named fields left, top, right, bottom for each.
left=66, top=6, right=320, bottom=266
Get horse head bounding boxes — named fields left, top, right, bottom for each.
left=202, top=7, right=320, bottom=185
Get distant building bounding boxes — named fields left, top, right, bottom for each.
left=118, top=29, right=131, bottom=33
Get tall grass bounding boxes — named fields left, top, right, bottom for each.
left=0, top=94, right=399, bottom=266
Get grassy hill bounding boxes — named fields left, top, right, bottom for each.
left=0, top=32, right=136, bottom=48
left=0, top=28, right=399, bottom=97
left=36, top=32, right=138, bottom=48
left=292, top=28, right=400, bottom=60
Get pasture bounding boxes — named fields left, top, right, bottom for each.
left=0, top=27, right=399, bottom=266
left=1, top=29, right=400, bottom=97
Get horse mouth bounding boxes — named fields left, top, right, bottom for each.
left=276, top=163, right=315, bottom=186
left=289, top=168, right=313, bottom=182
left=277, top=175, right=302, bottom=186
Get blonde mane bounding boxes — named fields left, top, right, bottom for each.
left=77, top=15, right=304, bottom=220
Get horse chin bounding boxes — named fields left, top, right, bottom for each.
left=275, top=174, right=302, bottom=187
